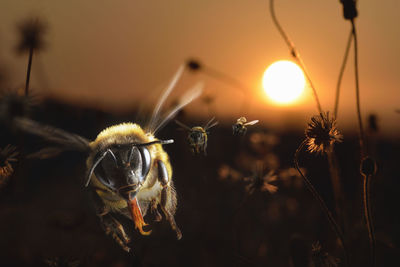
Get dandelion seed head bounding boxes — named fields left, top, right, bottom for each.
left=305, top=112, right=342, bottom=154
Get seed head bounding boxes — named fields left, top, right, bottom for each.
left=340, top=0, right=358, bottom=20
left=186, top=59, right=202, bottom=72
left=16, top=17, right=47, bottom=54
left=305, top=112, right=343, bottom=154
left=0, top=145, right=19, bottom=188
left=243, top=162, right=278, bottom=195
left=360, top=156, right=376, bottom=176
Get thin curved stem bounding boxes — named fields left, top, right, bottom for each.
left=201, top=66, right=252, bottom=116
left=25, top=47, right=34, bottom=96
left=363, top=174, right=376, bottom=267
left=351, top=19, right=366, bottom=157
left=334, top=29, right=353, bottom=118
left=351, top=18, right=375, bottom=266
left=295, top=141, right=348, bottom=266
left=269, top=0, right=323, bottom=114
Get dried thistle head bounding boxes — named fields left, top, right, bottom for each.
left=305, top=112, right=342, bottom=154
left=16, top=17, right=47, bottom=54
left=243, top=161, right=278, bottom=195
left=0, top=145, right=19, bottom=188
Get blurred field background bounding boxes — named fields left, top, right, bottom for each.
left=0, top=0, right=400, bottom=266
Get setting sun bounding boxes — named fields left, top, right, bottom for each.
left=262, top=60, right=306, bottom=105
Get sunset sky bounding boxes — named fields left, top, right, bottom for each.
left=1, top=0, right=399, bottom=136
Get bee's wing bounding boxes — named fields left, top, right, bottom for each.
left=204, top=117, right=218, bottom=130
left=13, top=117, right=91, bottom=154
left=244, top=120, right=259, bottom=126
left=147, top=64, right=185, bottom=133
left=174, top=120, right=192, bottom=131
left=149, top=82, right=203, bottom=134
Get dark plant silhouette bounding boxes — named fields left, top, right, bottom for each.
left=305, top=113, right=343, bottom=154
left=16, top=17, right=47, bottom=96
left=0, top=145, right=19, bottom=188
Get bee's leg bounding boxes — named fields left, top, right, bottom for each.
left=151, top=199, right=162, bottom=222
left=157, top=160, right=182, bottom=240
left=102, top=214, right=131, bottom=252
left=90, top=188, right=131, bottom=252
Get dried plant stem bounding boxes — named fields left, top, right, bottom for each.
left=334, top=29, right=353, bottom=118
left=201, top=66, right=251, bottom=116
left=363, top=173, right=376, bottom=267
left=327, top=149, right=346, bottom=230
left=295, top=141, right=348, bottom=266
left=269, top=0, right=322, bottom=114
left=25, top=47, right=34, bottom=96
left=351, top=18, right=375, bottom=266
left=351, top=19, right=366, bottom=156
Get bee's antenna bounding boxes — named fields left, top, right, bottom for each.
left=85, top=150, right=111, bottom=187
left=129, top=140, right=175, bottom=147
left=159, top=139, right=174, bottom=145
left=148, top=64, right=185, bottom=132
left=151, top=82, right=203, bottom=134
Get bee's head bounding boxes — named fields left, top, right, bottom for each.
left=86, top=139, right=173, bottom=201
left=189, top=127, right=205, bottom=144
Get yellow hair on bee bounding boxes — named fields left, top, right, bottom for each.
left=90, top=123, right=156, bottom=150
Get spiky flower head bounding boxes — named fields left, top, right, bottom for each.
left=16, top=17, right=47, bottom=54
left=0, top=145, right=18, bottom=188
left=243, top=162, right=278, bottom=195
left=305, top=112, right=342, bottom=154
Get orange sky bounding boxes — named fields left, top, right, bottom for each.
left=1, top=0, right=399, bottom=136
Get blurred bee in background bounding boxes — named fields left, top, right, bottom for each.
left=232, top=117, right=259, bottom=136
left=4, top=65, right=203, bottom=252
left=175, top=117, right=218, bottom=155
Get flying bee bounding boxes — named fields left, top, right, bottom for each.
left=175, top=117, right=218, bottom=155
left=232, top=117, right=259, bottom=136
left=8, top=65, right=203, bottom=252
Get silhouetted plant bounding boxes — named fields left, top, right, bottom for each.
left=0, top=144, right=18, bottom=188
left=16, top=17, right=47, bottom=96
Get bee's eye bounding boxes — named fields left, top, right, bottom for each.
left=129, top=147, right=141, bottom=168
left=190, top=131, right=201, bottom=140
left=95, top=153, right=118, bottom=188
left=139, top=147, right=151, bottom=179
